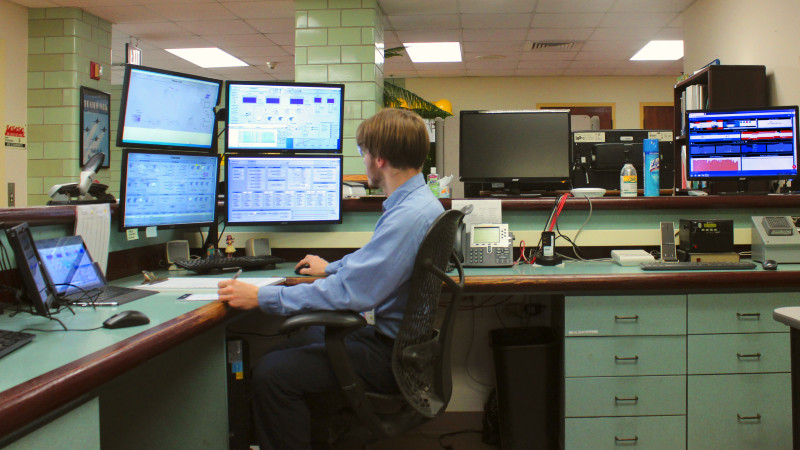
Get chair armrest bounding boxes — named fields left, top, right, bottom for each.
left=279, top=310, right=366, bottom=334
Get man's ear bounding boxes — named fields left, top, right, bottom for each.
left=373, top=156, right=388, bottom=168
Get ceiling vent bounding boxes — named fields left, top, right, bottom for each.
left=524, top=41, right=583, bottom=51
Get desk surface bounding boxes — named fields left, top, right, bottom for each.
left=3, top=260, right=800, bottom=441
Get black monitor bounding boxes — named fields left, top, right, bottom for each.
left=225, top=81, right=344, bottom=153
left=119, top=149, right=220, bottom=231
left=4, top=223, right=57, bottom=316
left=226, top=154, right=343, bottom=225
left=117, top=65, right=222, bottom=151
left=686, top=106, right=799, bottom=184
left=459, top=110, right=571, bottom=194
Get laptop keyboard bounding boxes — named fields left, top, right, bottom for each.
left=0, top=329, right=35, bottom=360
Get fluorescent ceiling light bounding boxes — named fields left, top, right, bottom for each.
left=631, top=40, right=684, bottom=61
left=404, top=42, right=462, bottom=63
left=166, top=47, right=248, bottom=68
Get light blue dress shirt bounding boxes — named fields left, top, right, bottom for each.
left=257, top=173, right=444, bottom=338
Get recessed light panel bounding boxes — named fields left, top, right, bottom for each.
left=403, top=42, right=462, bottom=63
left=630, top=40, right=684, bottom=61
left=166, top=47, right=248, bottom=68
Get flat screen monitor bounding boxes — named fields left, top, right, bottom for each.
left=459, top=110, right=572, bottom=190
left=225, top=81, right=344, bottom=153
left=226, top=154, right=343, bottom=225
left=119, top=149, right=220, bottom=231
left=4, top=223, right=57, bottom=316
left=686, top=106, right=799, bottom=181
left=117, top=65, right=222, bottom=151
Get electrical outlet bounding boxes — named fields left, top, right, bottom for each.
left=7, top=183, right=14, bottom=207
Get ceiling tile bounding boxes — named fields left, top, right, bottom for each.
left=518, top=59, right=571, bottom=69
left=113, top=21, right=190, bottom=39
left=580, top=39, right=645, bottom=52
left=245, top=18, right=295, bottom=34
left=515, top=68, right=565, bottom=76
left=177, top=19, right=258, bottom=36
left=461, top=13, right=532, bottom=29
left=467, top=68, right=518, bottom=76
left=394, top=29, right=462, bottom=43
left=81, top=5, right=167, bottom=24
left=465, top=58, right=520, bottom=70
left=654, top=27, right=683, bottom=40
left=531, top=13, right=604, bottom=28
left=526, top=28, right=594, bottom=41
left=569, top=59, right=623, bottom=69
left=146, top=3, right=236, bottom=21
left=202, top=33, right=273, bottom=48
left=573, top=51, right=629, bottom=61
left=462, top=28, right=528, bottom=42
left=562, top=67, right=615, bottom=76
left=386, top=14, right=460, bottom=30
left=611, top=0, right=696, bottom=13
left=458, top=0, right=537, bottom=14
left=227, top=45, right=290, bottom=58
left=535, top=0, right=615, bottom=13
left=379, top=0, right=459, bottom=15
left=265, top=33, right=294, bottom=46
left=222, top=1, right=295, bottom=19
left=590, top=27, right=659, bottom=41
left=518, top=51, right=577, bottom=61
left=462, top=41, right=527, bottom=53
left=600, top=12, right=677, bottom=28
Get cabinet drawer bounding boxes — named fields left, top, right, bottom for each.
left=566, top=295, right=686, bottom=336
left=565, top=375, right=685, bottom=417
left=688, top=292, right=800, bottom=334
left=566, top=336, right=686, bottom=377
left=687, top=373, right=791, bottom=449
left=566, top=416, right=686, bottom=450
left=688, top=333, right=789, bottom=374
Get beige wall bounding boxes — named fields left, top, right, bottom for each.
left=0, top=0, right=29, bottom=207
left=683, top=0, right=800, bottom=106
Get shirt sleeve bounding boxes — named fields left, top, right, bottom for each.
left=256, top=208, right=422, bottom=316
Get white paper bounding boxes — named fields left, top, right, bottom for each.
left=135, top=277, right=285, bottom=291
left=75, top=204, right=111, bottom=274
left=179, top=293, right=220, bottom=301
left=451, top=199, right=502, bottom=226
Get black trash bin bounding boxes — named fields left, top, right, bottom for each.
left=490, top=327, right=558, bottom=450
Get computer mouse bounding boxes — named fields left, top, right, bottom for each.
left=762, top=259, right=778, bottom=270
left=103, top=310, right=150, bottom=329
left=295, top=263, right=310, bottom=275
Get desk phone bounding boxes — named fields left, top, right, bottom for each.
left=457, top=223, right=514, bottom=267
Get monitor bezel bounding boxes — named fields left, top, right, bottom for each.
left=685, top=105, right=800, bottom=182
left=458, top=109, right=572, bottom=184
left=225, top=153, right=344, bottom=226
left=224, top=80, right=345, bottom=153
left=118, top=148, right=220, bottom=232
left=116, top=64, right=223, bottom=153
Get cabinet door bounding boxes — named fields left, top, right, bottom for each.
left=565, top=375, right=685, bottom=417
left=566, top=336, right=686, bottom=377
left=566, top=416, right=686, bottom=450
left=566, top=295, right=686, bottom=336
left=688, top=333, right=789, bottom=374
left=688, top=292, right=800, bottom=334
left=687, top=373, right=791, bottom=449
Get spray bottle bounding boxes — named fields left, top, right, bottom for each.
left=620, top=149, right=638, bottom=197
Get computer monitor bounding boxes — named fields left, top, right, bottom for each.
left=225, top=81, right=344, bottom=153
left=116, top=65, right=222, bottom=151
left=459, top=110, right=572, bottom=194
left=686, top=106, right=799, bottom=184
left=119, top=149, right=220, bottom=231
left=4, top=223, right=57, bottom=316
left=226, top=154, right=343, bottom=225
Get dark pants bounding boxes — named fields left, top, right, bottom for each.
left=251, top=325, right=397, bottom=450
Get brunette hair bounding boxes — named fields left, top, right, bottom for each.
left=356, top=108, right=429, bottom=170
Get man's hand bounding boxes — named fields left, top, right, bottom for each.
left=217, top=279, right=260, bottom=310
left=295, top=255, right=329, bottom=276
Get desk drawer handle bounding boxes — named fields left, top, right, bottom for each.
left=737, top=352, right=762, bottom=360
left=615, top=395, right=639, bottom=404
left=614, top=355, right=639, bottom=363
left=614, top=315, right=639, bottom=321
left=737, top=413, right=762, bottom=422
left=736, top=312, right=761, bottom=320
left=614, top=435, right=639, bottom=444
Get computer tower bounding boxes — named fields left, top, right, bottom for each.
left=571, top=129, right=674, bottom=191
left=227, top=337, right=252, bottom=450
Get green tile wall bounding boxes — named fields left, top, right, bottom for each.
left=295, top=0, right=384, bottom=171
left=27, top=7, right=112, bottom=206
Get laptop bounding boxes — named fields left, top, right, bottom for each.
left=35, top=235, right=156, bottom=305
left=4, top=222, right=58, bottom=316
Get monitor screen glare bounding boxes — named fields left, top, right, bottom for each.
left=226, top=155, right=342, bottom=225
left=686, top=106, right=799, bottom=180
left=120, top=150, right=219, bottom=230
left=226, top=82, right=344, bottom=152
left=117, top=65, right=222, bottom=150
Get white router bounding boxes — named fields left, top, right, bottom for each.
left=611, top=249, right=656, bottom=266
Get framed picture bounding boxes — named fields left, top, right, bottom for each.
left=80, top=86, right=111, bottom=169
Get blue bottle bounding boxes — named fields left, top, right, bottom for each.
left=643, top=139, right=660, bottom=197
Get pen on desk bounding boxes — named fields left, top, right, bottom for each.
left=74, top=301, right=118, bottom=307
left=231, top=268, right=243, bottom=280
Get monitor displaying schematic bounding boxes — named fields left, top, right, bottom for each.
left=225, top=81, right=344, bottom=153
left=226, top=155, right=343, bottom=225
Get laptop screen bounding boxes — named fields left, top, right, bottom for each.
left=35, top=236, right=104, bottom=294
left=4, top=223, right=57, bottom=315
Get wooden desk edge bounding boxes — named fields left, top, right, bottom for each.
left=0, top=302, right=236, bottom=441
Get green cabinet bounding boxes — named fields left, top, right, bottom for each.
left=566, top=416, right=686, bottom=449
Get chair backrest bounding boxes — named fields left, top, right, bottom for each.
left=392, top=208, right=465, bottom=418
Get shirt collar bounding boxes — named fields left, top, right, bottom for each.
left=382, top=173, right=426, bottom=212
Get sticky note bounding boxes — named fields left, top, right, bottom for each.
left=126, top=228, right=139, bottom=240
left=145, top=226, right=157, bottom=238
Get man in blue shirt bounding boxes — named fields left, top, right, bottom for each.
left=218, top=108, right=444, bottom=450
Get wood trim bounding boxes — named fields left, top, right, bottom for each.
left=0, top=302, right=238, bottom=441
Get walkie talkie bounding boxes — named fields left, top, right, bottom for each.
left=660, top=222, right=678, bottom=262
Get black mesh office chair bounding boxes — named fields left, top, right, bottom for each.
left=279, top=208, right=466, bottom=447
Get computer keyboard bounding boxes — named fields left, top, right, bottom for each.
left=640, top=261, right=757, bottom=271
left=0, top=329, right=34, bottom=360
left=174, top=255, right=285, bottom=274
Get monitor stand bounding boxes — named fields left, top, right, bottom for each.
left=717, top=179, right=767, bottom=195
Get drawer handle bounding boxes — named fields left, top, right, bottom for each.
left=737, top=413, right=762, bottom=422
left=614, top=355, right=639, bottom=363
left=615, top=395, right=639, bottom=404
left=737, top=352, right=762, bottom=360
left=614, top=315, right=639, bottom=321
left=736, top=312, right=761, bottom=320
left=614, top=435, right=639, bottom=444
